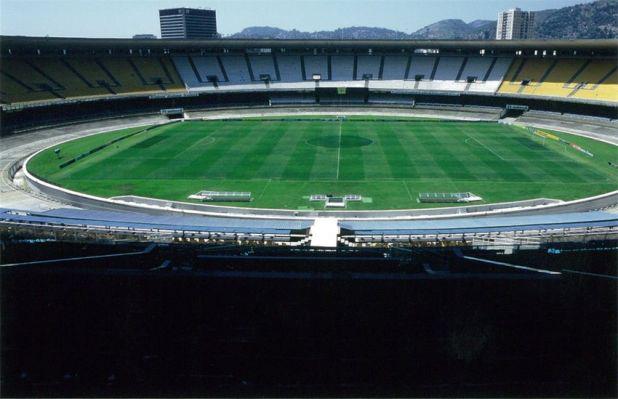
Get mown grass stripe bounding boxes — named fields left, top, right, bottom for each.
left=423, top=125, right=479, bottom=181
left=338, top=120, right=366, bottom=181
left=254, top=122, right=311, bottom=179
left=374, top=123, right=418, bottom=179
left=353, top=123, right=392, bottom=180
left=282, top=122, right=331, bottom=180
left=397, top=124, right=449, bottom=179
left=203, top=123, right=270, bottom=178
left=226, top=123, right=288, bottom=179
left=495, top=126, right=592, bottom=183
left=28, top=119, right=618, bottom=211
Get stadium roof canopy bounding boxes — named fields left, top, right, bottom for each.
left=1, top=35, right=617, bottom=56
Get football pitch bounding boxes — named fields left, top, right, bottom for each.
left=27, top=117, right=618, bottom=211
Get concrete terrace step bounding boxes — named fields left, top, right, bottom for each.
left=310, top=217, right=340, bottom=247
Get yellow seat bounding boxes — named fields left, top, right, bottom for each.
left=1, top=59, right=62, bottom=102
left=100, top=57, right=183, bottom=94
left=0, top=71, right=57, bottom=103
left=517, top=59, right=554, bottom=95
left=1, top=56, right=187, bottom=104
left=571, top=60, right=618, bottom=103
left=68, top=58, right=117, bottom=87
left=497, top=58, right=523, bottom=94
left=528, top=59, right=585, bottom=97
left=29, top=58, right=109, bottom=98
left=131, top=57, right=180, bottom=86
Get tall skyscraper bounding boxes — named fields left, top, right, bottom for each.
left=159, top=8, right=217, bottom=40
left=496, top=8, right=536, bottom=40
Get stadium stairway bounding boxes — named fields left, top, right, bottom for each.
left=309, top=218, right=340, bottom=247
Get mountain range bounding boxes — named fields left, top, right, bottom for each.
left=228, top=0, right=617, bottom=40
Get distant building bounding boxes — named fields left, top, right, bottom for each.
left=133, top=34, right=157, bottom=39
left=159, top=8, right=217, bottom=40
left=496, top=8, right=535, bottom=40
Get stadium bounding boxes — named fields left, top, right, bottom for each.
left=1, top=32, right=617, bottom=396
left=1, top=36, right=617, bottom=246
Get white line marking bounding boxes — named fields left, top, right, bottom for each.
left=336, top=119, right=342, bottom=180
left=403, top=181, right=414, bottom=201
left=466, top=135, right=506, bottom=161
left=256, top=179, right=272, bottom=201
left=462, top=255, right=562, bottom=275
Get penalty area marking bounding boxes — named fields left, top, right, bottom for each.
left=255, top=179, right=272, bottom=202
left=175, top=136, right=217, bottom=158
left=464, top=135, right=506, bottom=161
left=403, top=181, right=414, bottom=201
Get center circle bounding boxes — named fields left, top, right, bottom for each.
left=307, top=135, right=374, bottom=148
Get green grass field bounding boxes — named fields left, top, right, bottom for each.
left=27, top=118, right=618, bottom=211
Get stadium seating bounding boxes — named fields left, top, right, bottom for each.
left=569, top=60, right=618, bottom=103
left=458, top=57, right=491, bottom=83
left=130, top=58, right=170, bottom=86
left=330, top=55, right=354, bottom=81
left=303, top=55, right=329, bottom=80
left=356, top=55, right=381, bottom=80
left=98, top=57, right=183, bottom=93
left=407, top=56, right=437, bottom=83
left=194, top=56, right=227, bottom=82
left=62, top=58, right=119, bottom=94
left=518, top=59, right=557, bottom=95
left=2, top=57, right=182, bottom=102
left=499, top=58, right=617, bottom=103
left=433, top=57, right=465, bottom=80
left=381, top=55, right=409, bottom=80
left=526, top=59, right=587, bottom=98
left=499, top=58, right=557, bottom=95
left=172, top=56, right=202, bottom=88
left=422, top=56, right=466, bottom=91
left=219, top=55, right=252, bottom=84
left=174, top=54, right=260, bottom=89
left=1, top=58, right=67, bottom=102
left=276, top=55, right=303, bottom=82
left=1, top=50, right=615, bottom=105
left=249, top=54, right=278, bottom=81
left=56, top=58, right=118, bottom=95
left=498, top=58, right=525, bottom=94
left=0, top=56, right=183, bottom=103
left=468, top=57, right=513, bottom=94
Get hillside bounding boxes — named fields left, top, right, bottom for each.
left=227, top=0, right=616, bottom=40
left=230, top=20, right=496, bottom=40
left=229, top=26, right=410, bottom=40
left=409, top=19, right=496, bottom=39
left=536, top=0, right=618, bottom=39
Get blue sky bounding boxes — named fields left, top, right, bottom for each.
left=1, top=0, right=594, bottom=38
